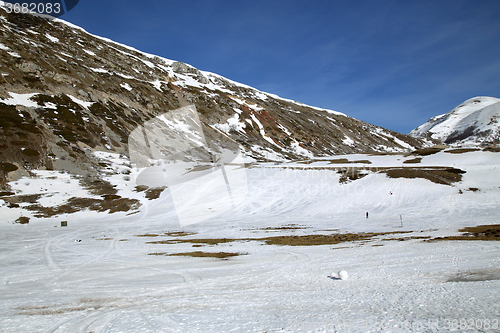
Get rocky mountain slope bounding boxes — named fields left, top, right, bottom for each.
left=0, top=8, right=425, bottom=190
left=410, top=96, right=500, bottom=145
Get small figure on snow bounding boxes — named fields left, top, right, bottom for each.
left=389, top=191, right=393, bottom=195
left=366, top=212, right=369, bottom=219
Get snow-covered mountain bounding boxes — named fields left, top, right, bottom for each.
left=0, top=8, right=425, bottom=188
left=410, top=96, right=500, bottom=145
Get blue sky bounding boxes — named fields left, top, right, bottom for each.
left=62, top=0, right=500, bottom=134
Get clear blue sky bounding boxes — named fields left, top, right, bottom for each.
left=62, top=0, right=500, bottom=134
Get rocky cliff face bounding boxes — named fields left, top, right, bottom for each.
left=0, top=8, right=424, bottom=189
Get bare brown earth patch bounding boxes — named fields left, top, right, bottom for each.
left=482, top=146, right=500, bottom=152
left=403, top=157, right=422, bottom=164
left=430, top=224, right=500, bottom=241
left=2, top=177, right=142, bottom=218
left=149, top=251, right=242, bottom=259
left=338, top=167, right=369, bottom=184
left=297, top=158, right=372, bottom=164
left=445, top=148, right=481, bottom=154
left=144, top=186, right=167, bottom=200
left=447, top=268, right=500, bottom=282
left=382, top=235, right=431, bottom=242
left=15, top=216, right=30, bottom=224
left=409, top=147, right=445, bottom=156
left=328, top=158, right=372, bottom=164
left=137, top=232, right=196, bottom=238
left=251, top=224, right=311, bottom=232
left=260, top=233, right=380, bottom=246
left=22, top=196, right=141, bottom=217
left=148, top=238, right=238, bottom=245
left=379, top=167, right=466, bottom=185
left=146, top=231, right=413, bottom=247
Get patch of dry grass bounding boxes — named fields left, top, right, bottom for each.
left=379, top=167, right=465, bottom=185
left=483, top=146, right=500, bottom=152
left=403, top=157, right=422, bottom=164
left=430, top=224, right=500, bottom=241
left=367, top=152, right=403, bottom=156
left=81, top=178, right=117, bottom=196
left=253, top=224, right=310, bottom=231
left=338, top=167, right=368, bottom=184
left=149, top=251, right=242, bottom=259
left=445, top=148, right=480, bottom=154
left=164, top=232, right=197, bottom=237
left=24, top=196, right=141, bottom=217
left=147, top=238, right=238, bottom=245
left=15, top=216, right=30, bottom=224
left=328, top=158, right=372, bottom=164
left=409, top=147, right=445, bottom=156
left=144, top=186, right=167, bottom=200
left=447, top=268, right=500, bottom=282
left=146, top=231, right=413, bottom=247
left=382, top=235, right=431, bottom=242
left=137, top=231, right=196, bottom=238
left=260, top=233, right=377, bottom=246
left=3, top=194, right=43, bottom=204
left=134, top=185, right=149, bottom=192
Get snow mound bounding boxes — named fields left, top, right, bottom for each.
left=338, top=270, right=349, bottom=280
left=330, top=270, right=349, bottom=280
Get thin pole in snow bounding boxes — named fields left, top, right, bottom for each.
left=400, top=215, right=403, bottom=228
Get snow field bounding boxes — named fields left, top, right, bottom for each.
left=0, top=151, right=499, bottom=332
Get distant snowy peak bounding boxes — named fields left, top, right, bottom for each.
left=410, top=96, right=500, bottom=145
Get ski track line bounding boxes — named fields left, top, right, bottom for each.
left=43, top=229, right=82, bottom=272
left=40, top=226, right=126, bottom=288
left=47, top=307, right=127, bottom=333
left=47, top=294, right=196, bottom=333
left=146, top=266, right=203, bottom=285
left=272, top=248, right=311, bottom=264
left=1, top=231, right=51, bottom=286
left=43, top=205, right=148, bottom=284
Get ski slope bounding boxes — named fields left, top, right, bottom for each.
left=1, top=151, right=499, bottom=332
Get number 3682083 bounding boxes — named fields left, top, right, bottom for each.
left=4, top=3, right=62, bottom=15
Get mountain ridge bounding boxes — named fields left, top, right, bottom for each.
left=0, top=8, right=426, bottom=189
left=410, top=96, right=500, bottom=145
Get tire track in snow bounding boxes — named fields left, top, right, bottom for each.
left=42, top=202, right=152, bottom=284
left=47, top=295, right=192, bottom=333
left=43, top=229, right=81, bottom=272
left=47, top=307, right=128, bottom=333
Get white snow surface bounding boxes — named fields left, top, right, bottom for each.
left=1, top=151, right=500, bottom=332
left=411, top=96, right=500, bottom=145
left=1, top=92, right=39, bottom=108
left=45, top=34, right=59, bottom=43
left=120, top=82, right=133, bottom=91
left=211, top=113, right=246, bottom=134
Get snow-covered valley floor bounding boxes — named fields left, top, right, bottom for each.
left=1, top=151, right=500, bottom=332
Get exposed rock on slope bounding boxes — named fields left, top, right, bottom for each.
left=0, top=8, right=424, bottom=188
